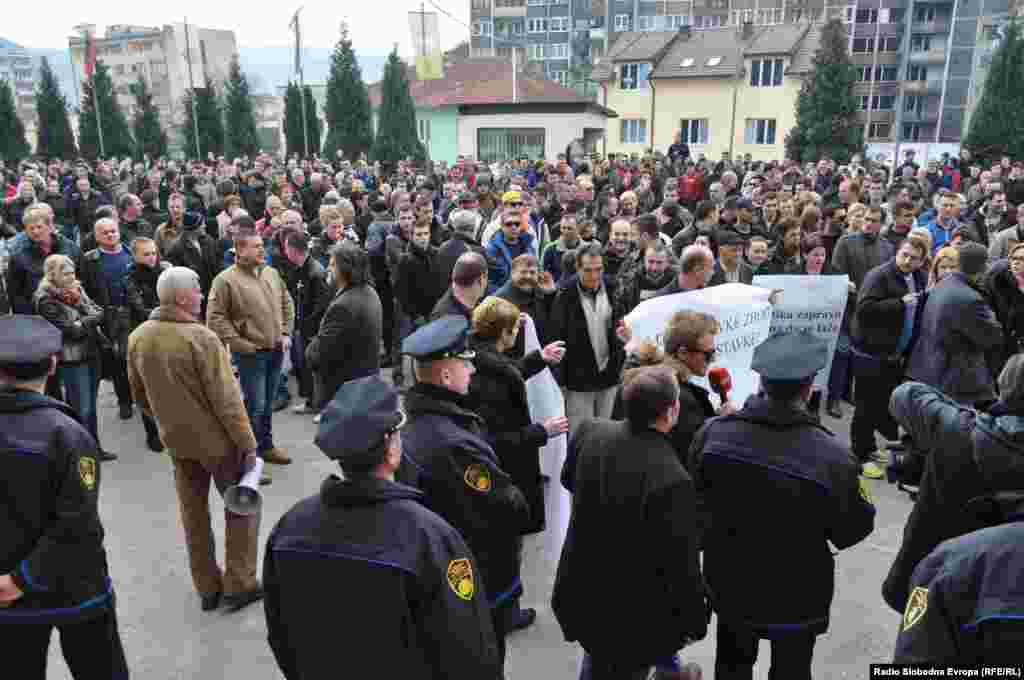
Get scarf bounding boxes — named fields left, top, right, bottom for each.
left=54, top=285, right=81, bottom=306
left=578, top=282, right=612, bottom=373
left=36, top=237, right=53, bottom=258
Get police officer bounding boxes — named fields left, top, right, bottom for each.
left=263, top=374, right=501, bottom=679
left=398, top=315, right=532, bottom=665
left=0, top=315, right=128, bottom=678
left=689, top=333, right=876, bottom=680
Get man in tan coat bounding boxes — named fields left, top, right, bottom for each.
left=206, top=224, right=295, bottom=465
left=127, top=266, right=264, bottom=613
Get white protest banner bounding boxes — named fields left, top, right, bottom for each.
left=752, top=274, right=850, bottom=389
left=624, top=283, right=774, bottom=407
left=522, top=314, right=567, bottom=480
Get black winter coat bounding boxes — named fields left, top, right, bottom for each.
left=263, top=476, right=501, bottom=680
left=549, top=276, right=625, bottom=392
left=436, top=234, right=489, bottom=295
left=689, top=396, right=875, bottom=634
left=305, top=283, right=382, bottom=410
left=468, top=339, right=550, bottom=533
left=494, top=281, right=556, bottom=354
left=554, top=419, right=708, bottom=666
left=5, top=234, right=81, bottom=314
left=125, top=262, right=170, bottom=331
left=282, top=256, right=330, bottom=340
left=0, top=389, right=114, bottom=626
left=855, top=259, right=927, bottom=356
left=398, top=383, right=531, bottom=608
left=395, top=242, right=445, bottom=320
left=165, top=229, right=223, bottom=297
left=985, top=259, right=1024, bottom=374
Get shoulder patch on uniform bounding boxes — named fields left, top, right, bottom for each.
left=464, top=464, right=492, bottom=493
left=447, top=558, right=475, bottom=600
left=858, top=478, right=874, bottom=505
left=903, top=586, right=928, bottom=631
left=79, top=456, right=97, bottom=491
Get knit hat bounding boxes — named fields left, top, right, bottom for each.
left=957, top=242, right=988, bottom=277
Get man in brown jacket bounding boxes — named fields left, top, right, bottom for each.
left=206, top=226, right=295, bottom=465
left=127, top=266, right=264, bottom=613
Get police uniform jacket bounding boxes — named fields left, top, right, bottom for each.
left=689, top=395, right=875, bottom=635
left=553, top=419, right=708, bottom=667
left=894, top=521, right=1024, bottom=663
left=263, top=476, right=502, bottom=680
left=398, top=383, right=531, bottom=609
left=0, top=389, right=113, bottom=626
left=883, top=383, right=1024, bottom=613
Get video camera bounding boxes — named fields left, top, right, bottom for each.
left=885, top=435, right=926, bottom=500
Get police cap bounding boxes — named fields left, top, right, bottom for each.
left=751, top=332, right=829, bottom=384
left=0, top=315, right=62, bottom=364
left=315, top=375, right=406, bottom=462
left=401, top=315, right=476, bottom=363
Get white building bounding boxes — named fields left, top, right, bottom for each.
left=0, top=38, right=39, bottom=150
left=68, top=23, right=237, bottom=155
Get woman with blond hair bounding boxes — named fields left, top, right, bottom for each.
left=929, top=245, right=960, bottom=289
left=33, top=254, right=113, bottom=459
left=468, top=295, right=568, bottom=633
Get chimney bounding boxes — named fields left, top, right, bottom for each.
left=742, top=20, right=754, bottom=40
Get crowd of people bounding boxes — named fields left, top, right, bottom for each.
left=2, top=142, right=1024, bottom=678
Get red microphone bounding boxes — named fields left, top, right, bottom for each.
left=708, top=367, right=732, bottom=403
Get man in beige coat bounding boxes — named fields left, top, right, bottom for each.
left=127, top=266, right=264, bottom=613
left=206, top=225, right=295, bottom=465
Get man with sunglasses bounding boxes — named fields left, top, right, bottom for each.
left=485, top=207, right=537, bottom=291
left=263, top=374, right=503, bottom=679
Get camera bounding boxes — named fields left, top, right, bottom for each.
left=886, top=436, right=925, bottom=500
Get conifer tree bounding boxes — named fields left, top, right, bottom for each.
left=785, top=20, right=863, bottom=163
left=223, top=54, right=261, bottom=160
left=0, top=80, right=29, bottom=162
left=35, top=57, right=78, bottom=159
left=79, top=61, right=134, bottom=159
left=129, top=75, right=167, bottom=160
left=303, top=85, right=322, bottom=155
left=965, top=20, right=1024, bottom=161
left=371, top=49, right=425, bottom=163
left=322, top=22, right=373, bottom=161
left=283, top=81, right=306, bottom=158
left=180, top=78, right=224, bottom=159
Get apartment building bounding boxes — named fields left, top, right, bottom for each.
left=470, top=0, right=1024, bottom=149
left=68, top=23, right=237, bottom=155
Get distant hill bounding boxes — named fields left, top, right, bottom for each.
left=21, top=45, right=389, bottom=107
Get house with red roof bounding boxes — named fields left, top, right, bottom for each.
left=368, top=60, right=616, bottom=164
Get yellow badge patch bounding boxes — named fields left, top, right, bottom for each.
left=464, top=464, right=492, bottom=493
left=79, top=456, right=97, bottom=491
left=447, top=558, right=475, bottom=600
left=858, top=478, right=874, bottom=505
left=903, top=586, right=929, bottom=631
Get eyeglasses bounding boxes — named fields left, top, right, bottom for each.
left=507, top=202, right=524, bottom=208
left=503, top=221, right=521, bottom=228
left=686, top=347, right=717, bottom=362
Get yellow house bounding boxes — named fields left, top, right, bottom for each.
left=595, top=23, right=821, bottom=161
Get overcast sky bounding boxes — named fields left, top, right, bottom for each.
left=4, top=0, right=472, bottom=54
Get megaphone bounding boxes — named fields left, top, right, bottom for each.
left=224, top=458, right=264, bottom=516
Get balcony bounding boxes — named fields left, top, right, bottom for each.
left=493, top=0, right=526, bottom=17
left=908, top=47, right=947, bottom=64
left=902, top=79, right=942, bottom=95
left=911, top=20, right=949, bottom=34
left=902, top=108, right=939, bottom=123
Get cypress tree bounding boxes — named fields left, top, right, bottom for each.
left=322, top=22, right=373, bottom=161
left=35, top=57, right=78, bottom=159
left=223, top=54, right=261, bottom=160
left=78, top=60, right=135, bottom=160
left=371, top=49, right=425, bottom=163
left=283, top=81, right=306, bottom=158
left=180, top=78, right=224, bottom=159
left=965, top=20, right=1024, bottom=162
left=303, top=85, right=322, bottom=155
left=786, top=19, right=863, bottom=163
left=129, top=75, right=167, bottom=160
left=0, top=79, right=30, bottom=163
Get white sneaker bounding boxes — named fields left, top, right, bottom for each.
left=313, top=413, right=322, bottom=424
left=292, top=403, right=316, bottom=415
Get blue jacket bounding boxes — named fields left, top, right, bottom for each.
left=484, top=229, right=536, bottom=291
left=924, top=216, right=964, bottom=252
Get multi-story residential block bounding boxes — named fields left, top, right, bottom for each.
left=68, top=23, right=237, bottom=155
left=0, top=37, right=42, bottom=151
left=471, top=0, right=1024, bottom=151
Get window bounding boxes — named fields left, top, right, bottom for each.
left=706, top=56, right=722, bottom=66
left=528, top=18, right=547, bottom=33
left=905, top=95, right=924, bottom=113
left=880, top=36, right=900, bottom=51
left=528, top=0, right=547, bottom=4
left=478, top=128, right=545, bottom=163
left=681, top=57, right=695, bottom=68
left=861, top=95, right=896, bottom=110
left=869, top=123, right=891, bottom=139
left=907, top=64, right=927, bottom=81
left=527, top=44, right=546, bottom=60
left=553, top=70, right=569, bottom=86
left=879, top=66, right=898, bottom=81
left=473, top=20, right=493, bottom=36
left=620, top=62, right=650, bottom=90
left=666, top=15, right=688, bottom=29
left=758, top=7, right=784, bottom=24
left=914, top=7, right=936, bottom=22
left=744, top=118, right=777, bottom=145
left=750, top=58, right=784, bottom=86
left=114, top=64, right=126, bottom=75
left=638, top=15, right=655, bottom=31
left=890, top=8, right=905, bottom=22
left=853, top=37, right=875, bottom=53
left=857, top=65, right=872, bottom=82
left=548, top=16, right=569, bottom=32
left=614, top=14, right=631, bottom=31
left=418, top=118, right=431, bottom=144
left=548, top=43, right=569, bottom=59
left=855, top=8, right=878, bottom=23
left=621, top=119, right=648, bottom=144
left=910, top=35, right=931, bottom=52
left=903, top=123, right=923, bottom=142
left=680, top=118, right=710, bottom=145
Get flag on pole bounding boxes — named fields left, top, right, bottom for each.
left=409, top=10, right=444, bottom=80
left=289, top=10, right=302, bottom=77
left=84, top=33, right=97, bottom=79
